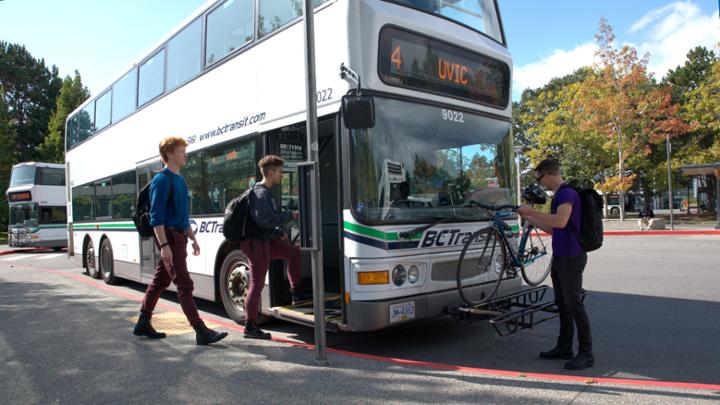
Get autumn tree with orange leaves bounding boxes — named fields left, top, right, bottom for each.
left=570, top=19, right=693, bottom=220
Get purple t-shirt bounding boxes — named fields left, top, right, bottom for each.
left=551, top=184, right=583, bottom=257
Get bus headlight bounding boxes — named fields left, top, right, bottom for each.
left=392, top=265, right=407, bottom=286
left=407, top=265, right=419, bottom=284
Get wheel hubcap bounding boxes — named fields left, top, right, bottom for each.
left=87, top=246, right=95, bottom=272
left=227, top=263, right=250, bottom=308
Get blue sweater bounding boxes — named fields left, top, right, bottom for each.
left=149, top=168, right=189, bottom=229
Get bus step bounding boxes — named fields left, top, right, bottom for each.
left=446, top=286, right=588, bottom=337
left=270, top=294, right=344, bottom=332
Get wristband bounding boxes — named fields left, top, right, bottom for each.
left=159, top=242, right=169, bottom=248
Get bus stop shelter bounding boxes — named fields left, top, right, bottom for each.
left=680, top=162, right=720, bottom=229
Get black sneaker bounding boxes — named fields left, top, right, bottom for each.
left=244, top=321, right=271, bottom=340
left=565, top=352, right=595, bottom=370
left=539, top=347, right=574, bottom=360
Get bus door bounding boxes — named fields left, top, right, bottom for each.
left=136, top=162, right=163, bottom=280
left=264, top=118, right=344, bottom=323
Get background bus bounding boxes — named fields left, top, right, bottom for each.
left=6, top=162, right=67, bottom=250
left=64, top=0, right=516, bottom=331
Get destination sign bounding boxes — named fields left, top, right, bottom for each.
left=9, top=191, right=32, bottom=202
left=378, top=26, right=510, bottom=109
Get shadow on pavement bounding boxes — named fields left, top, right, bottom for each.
left=0, top=276, right=719, bottom=403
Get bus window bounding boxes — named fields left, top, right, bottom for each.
left=167, top=18, right=202, bottom=91
left=138, top=49, right=166, bottom=106
left=9, top=203, right=38, bottom=228
left=205, top=0, right=254, bottom=66
left=258, top=0, right=328, bottom=38
left=39, top=206, right=67, bottom=224
left=95, top=180, right=113, bottom=219
left=95, top=91, right=112, bottom=131
left=78, top=103, right=95, bottom=142
left=112, top=69, right=137, bottom=123
left=36, top=167, right=66, bottom=186
left=112, top=172, right=136, bottom=219
left=72, top=184, right=96, bottom=222
left=10, top=166, right=36, bottom=187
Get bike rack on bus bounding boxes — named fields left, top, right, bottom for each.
left=445, top=286, right=588, bottom=337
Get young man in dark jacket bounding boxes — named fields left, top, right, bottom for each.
left=133, top=136, right=228, bottom=345
left=242, top=155, right=303, bottom=339
left=517, top=159, right=594, bottom=370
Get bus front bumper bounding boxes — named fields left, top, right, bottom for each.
left=343, top=280, right=521, bottom=332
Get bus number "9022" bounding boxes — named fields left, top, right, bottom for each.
left=441, top=109, right=464, bottom=123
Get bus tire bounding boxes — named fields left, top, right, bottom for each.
left=52, top=246, right=64, bottom=252
left=219, top=249, right=268, bottom=325
left=610, top=207, right=620, bottom=215
left=85, top=239, right=100, bottom=279
left=100, top=239, right=118, bottom=285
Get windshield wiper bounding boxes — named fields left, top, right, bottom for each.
left=399, top=217, right=451, bottom=239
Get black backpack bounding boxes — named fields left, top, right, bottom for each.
left=222, top=188, right=257, bottom=242
left=133, top=171, right=174, bottom=237
left=565, top=185, right=604, bottom=252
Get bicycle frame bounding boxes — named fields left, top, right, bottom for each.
left=487, top=209, right=548, bottom=271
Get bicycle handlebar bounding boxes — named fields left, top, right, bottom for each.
left=466, top=201, right=519, bottom=212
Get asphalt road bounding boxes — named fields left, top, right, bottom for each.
left=1, top=235, right=719, bottom=404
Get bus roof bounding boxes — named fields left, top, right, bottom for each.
left=11, top=162, right=65, bottom=170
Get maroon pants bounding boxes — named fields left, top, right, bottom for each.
left=140, top=229, right=202, bottom=327
left=241, top=238, right=301, bottom=322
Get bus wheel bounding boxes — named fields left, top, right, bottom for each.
left=100, top=239, right=117, bottom=285
left=85, top=240, right=100, bottom=279
left=52, top=246, right=64, bottom=252
left=219, top=250, right=267, bottom=325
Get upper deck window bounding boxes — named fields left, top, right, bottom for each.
left=78, top=103, right=95, bottom=142
left=167, top=19, right=202, bottom=91
left=112, top=69, right=137, bottom=123
left=36, top=167, right=65, bottom=186
left=95, top=91, right=112, bottom=131
left=9, top=166, right=36, bottom=187
left=258, top=0, right=329, bottom=38
left=205, top=0, right=254, bottom=66
left=138, top=49, right=166, bottom=106
left=385, top=0, right=504, bottom=44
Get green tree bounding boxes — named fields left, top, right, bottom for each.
left=571, top=19, right=691, bottom=219
left=0, top=87, right=17, bottom=231
left=38, top=71, right=90, bottom=162
left=0, top=41, right=62, bottom=162
left=663, top=46, right=717, bottom=102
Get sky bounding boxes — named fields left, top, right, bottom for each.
left=1, top=0, right=718, bottom=101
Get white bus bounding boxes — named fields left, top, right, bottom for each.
left=65, top=0, right=518, bottom=331
left=6, top=162, right=67, bottom=250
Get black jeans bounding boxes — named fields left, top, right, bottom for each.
left=551, top=252, right=592, bottom=355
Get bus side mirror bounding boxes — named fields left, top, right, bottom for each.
left=341, top=95, right=375, bottom=129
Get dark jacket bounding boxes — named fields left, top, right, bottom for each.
left=249, top=183, right=293, bottom=240
left=639, top=207, right=654, bottom=219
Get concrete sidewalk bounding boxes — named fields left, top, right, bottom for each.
left=1, top=262, right=718, bottom=404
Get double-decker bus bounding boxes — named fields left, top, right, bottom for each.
left=6, top=162, right=67, bottom=250
left=65, top=0, right=517, bottom=331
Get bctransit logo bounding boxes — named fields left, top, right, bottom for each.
left=189, top=219, right=223, bottom=235
left=420, top=229, right=487, bottom=248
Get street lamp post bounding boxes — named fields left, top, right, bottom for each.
left=666, top=133, right=674, bottom=230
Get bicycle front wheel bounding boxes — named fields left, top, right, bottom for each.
left=519, top=226, right=552, bottom=286
left=456, top=228, right=507, bottom=306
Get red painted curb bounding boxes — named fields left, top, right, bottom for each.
left=0, top=247, right=53, bottom=256
left=12, top=263, right=720, bottom=392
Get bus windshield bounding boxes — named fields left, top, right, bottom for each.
left=386, top=0, right=504, bottom=43
left=10, top=166, right=36, bottom=187
left=350, top=97, right=513, bottom=225
left=9, top=203, right=38, bottom=229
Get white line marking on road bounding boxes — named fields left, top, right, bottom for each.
left=35, top=253, right=65, bottom=260
left=0, top=255, right=28, bottom=261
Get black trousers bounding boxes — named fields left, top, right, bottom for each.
left=551, top=253, right=593, bottom=355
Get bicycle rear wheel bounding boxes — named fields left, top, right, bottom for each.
left=456, top=228, right=507, bottom=306
left=519, top=226, right=552, bottom=286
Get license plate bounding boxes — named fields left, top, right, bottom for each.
left=389, top=301, right=415, bottom=323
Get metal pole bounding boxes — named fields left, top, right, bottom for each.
left=302, top=0, right=328, bottom=365
left=513, top=145, right=522, bottom=206
left=715, top=170, right=720, bottom=229
left=666, top=134, right=674, bottom=230
left=617, top=126, right=625, bottom=221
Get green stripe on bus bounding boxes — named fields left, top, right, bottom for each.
left=342, top=221, right=421, bottom=241
left=511, top=224, right=520, bottom=233
left=73, top=222, right=135, bottom=230
left=38, top=224, right=67, bottom=229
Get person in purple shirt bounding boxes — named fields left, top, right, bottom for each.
left=517, top=159, right=594, bottom=370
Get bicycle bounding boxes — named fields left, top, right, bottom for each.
left=456, top=187, right=552, bottom=306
